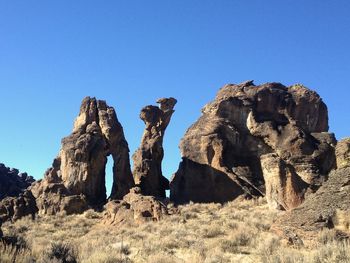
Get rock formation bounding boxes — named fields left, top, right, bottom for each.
left=0, top=190, right=38, bottom=222
left=31, top=97, right=134, bottom=215
left=0, top=219, right=2, bottom=238
left=170, top=81, right=336, bottom=210
left=0, top=164, right=37, bottom=222
left=103, top=187, right=171, bottom=225
left=272, top=138, right=350, bottom=244
left=336, top=138, right=350, bottom=169
left=0, top=164, right=35, bottom=200
left=133, top=98, right=177, bottom=197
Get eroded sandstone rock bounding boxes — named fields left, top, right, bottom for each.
left=0, top=219, right=2, bottom=238
left=133, top=98, right=177, bottom=197
left=0, top=164, right=35, bottom=200
left=170, top=81, right=336, bottom=209
left=273, top=166, right=350, bottom=245
left=336, top=138, right=350, bottom=169
left=0, top=164, right=37, bottom=222
left=103, top=187, right=169, bottom=225
left=0, top=190, right=38, bottom=222
left=32, top=97, right=134, bottom=215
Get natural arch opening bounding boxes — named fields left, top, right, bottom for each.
left=105, top=155, right=114, bottom=198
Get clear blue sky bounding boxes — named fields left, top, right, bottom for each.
left=0, top=1, right=349, bottom=194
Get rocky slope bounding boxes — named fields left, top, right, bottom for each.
left=170, top=81, right=336, bottom=210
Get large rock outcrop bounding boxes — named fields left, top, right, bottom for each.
left=0, top=164, right=35, bottom=200
left=31, top=97, right=134, bottom=215
left=133, top=98, right=177, bottom=198
left=170, top=81, right=336, bottom=210
left=272, top=138, right=350, bottom=244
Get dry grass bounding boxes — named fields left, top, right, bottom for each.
left=1, top=199, right=350, bottom=263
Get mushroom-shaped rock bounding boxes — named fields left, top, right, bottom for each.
left=132, top=98, right=177, bottom=197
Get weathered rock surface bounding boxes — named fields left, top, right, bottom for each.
left=30, top=159, right=88, bottom=216
left=103, top=187, right=169, bottom=225
left=31, top=97, right=134, bottom=216
left=0, top=164, right=37, bottom=222
left=0, top=219, right=2, bottom=238
left=0, top=190, right=38, bottom=222
left=336, top=138, right=350, bottom=169
left=273, top=166, right=350, bottom=245
left=0, top=164, right=35, bottom=200
left=170, top=81, right=336, bottom=209
left=133, top=98, right=177, bottom=198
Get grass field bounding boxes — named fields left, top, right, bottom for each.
left=1, top=198, right=349, bottom=263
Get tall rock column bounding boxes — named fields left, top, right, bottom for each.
left=132, top=98, right=177, bottom=197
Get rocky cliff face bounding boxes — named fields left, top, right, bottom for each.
left=273, top=138, right=350, bottom=244
left=170, top=81, right=336, bottom=210
left=0, top=164, right=35, bottom=200
left=31, top=97, right=134, bottom=215
left=133, top=98, right=177, bottom=198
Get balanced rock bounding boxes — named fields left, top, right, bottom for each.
left=103, top=187, right=169, bottom=225
left=0, top=164, right=35, bottom=200
left=170, top=81, right=335, bottom=210
left=31, top=97, right=134, bottom=215
left=133, top=98, right=177, bottom=197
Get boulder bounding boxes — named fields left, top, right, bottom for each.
left=103, top=187, right=169, bottom=225
left=0, top=163, right=35, bottom=200
left=170, top=81, right=336, bottom=209
left=132, top=98, right=177, bottom=197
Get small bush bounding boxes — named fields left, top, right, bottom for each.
left=317, top=229, right=337, bottom=244
left=44, top=242, right=78, bottom=263
left=202, top=226, right=223, bottom=238
left=220, top=239, right=239, bottom=253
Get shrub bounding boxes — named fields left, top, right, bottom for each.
left=43, top=242, right=78, bottom=263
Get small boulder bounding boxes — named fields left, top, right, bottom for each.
left=103, top=187, right=169, bottom=225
